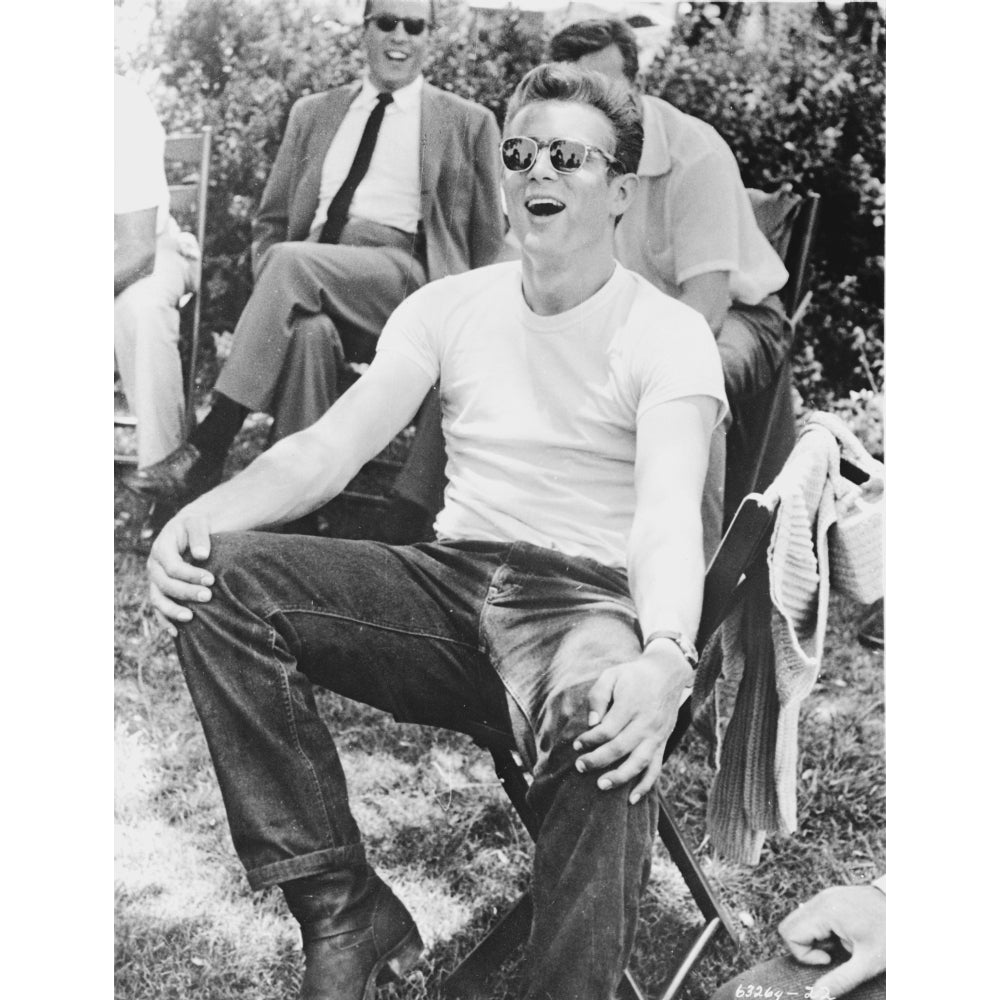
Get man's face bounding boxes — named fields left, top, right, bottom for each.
left=503, top=100, right=633, bottom=264
left=572, top=44, right=630, bottom=86
left=363, top=0, right=432, bottom=93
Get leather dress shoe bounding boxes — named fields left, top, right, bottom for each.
left=122, top=443, right=222, bottom=506
left=296, top=874, right=423, bottom=1000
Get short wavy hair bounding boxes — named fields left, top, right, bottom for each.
left=504, top=62, right=644, bottom=177
left=549, top=18, right=641, bottom=84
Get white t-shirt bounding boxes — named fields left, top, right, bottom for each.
left=377, top=261, right=728, bottom=568
left=114, top=76, right=170, bottom=235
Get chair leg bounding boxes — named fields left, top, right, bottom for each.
left=655, top=917, right=724, bottom=1000
left=655, top=789, right=737, bottom=942
left=443, top=893, right=533, bottom=998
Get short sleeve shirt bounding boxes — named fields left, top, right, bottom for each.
left=614, top=96, right=787, bottom=305
left=377, top=260, right=727, bottom=568
left=115, top=76, right=170, bottom=235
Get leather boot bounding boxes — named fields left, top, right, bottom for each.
left=282, top=867, right=423, bottom=1000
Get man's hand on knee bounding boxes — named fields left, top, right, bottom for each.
left=571, top=647, right=693, bottom=804
left=147, top=514, right=215, bottom=637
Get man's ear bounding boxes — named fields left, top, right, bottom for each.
left=610, top=172, right=638, bottom=219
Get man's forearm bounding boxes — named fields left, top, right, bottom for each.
left=627, top=501, right=705, bottom=648
left=180, top=430, right=354, bottom=533
left=678, top=272, right=731, bottom=337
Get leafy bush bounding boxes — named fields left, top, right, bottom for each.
left=123, top=0, right=884, bottom=409
left=646, top=3, right=885, bottom=407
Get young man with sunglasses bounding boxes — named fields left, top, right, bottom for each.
left=145, top=63, right=726, bottom=1000
left=124, top=0, right=504, bottom=542
left=550, top=18, right=795, bottom=532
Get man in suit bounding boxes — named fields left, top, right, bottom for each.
left=125, top=0, right=504, bottom=540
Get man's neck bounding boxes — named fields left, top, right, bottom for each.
left=520, top=249, right=617, bottom=317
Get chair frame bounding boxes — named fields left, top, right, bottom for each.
left=744, top=191, right=821, bottom=495
left=115, top=127, right=212, bottom=464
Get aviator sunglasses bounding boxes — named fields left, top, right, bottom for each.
left=366, top=13, right=429, bottom=34
left=500, top=136, right=624, bottom=174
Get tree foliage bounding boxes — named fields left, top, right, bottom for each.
left=648, top=2, right=885, bottom=408
left=124, top=0, right=884, bottom=409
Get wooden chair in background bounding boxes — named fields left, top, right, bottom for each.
left=115, top=127, right=212, bottom=464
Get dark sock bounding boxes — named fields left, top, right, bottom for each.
left=189, top=394, right=250, bottom=465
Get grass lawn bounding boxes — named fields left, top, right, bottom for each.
left=114, top=458, right=884, bottom=1000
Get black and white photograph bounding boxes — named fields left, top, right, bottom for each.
left=112, top=3, right=890, bottom=998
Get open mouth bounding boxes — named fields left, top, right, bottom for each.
left=385, top=49, right=410, bottom=61
left=525, top=197, right=566, bottom=217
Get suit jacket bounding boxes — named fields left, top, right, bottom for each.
left=252, top=81, right=505, bottom=282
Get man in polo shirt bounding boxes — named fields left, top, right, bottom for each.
left=125, top=0, right=504, bottom=541
left=551, top=18, right=795, bottom=528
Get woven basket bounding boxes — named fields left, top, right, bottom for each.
left=806, top=412, right=885, bottom=605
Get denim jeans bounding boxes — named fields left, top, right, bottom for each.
left=175, top=532, right=659, bottom=1000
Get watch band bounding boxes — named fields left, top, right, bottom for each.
left=642, top=629, right=699, bottom=668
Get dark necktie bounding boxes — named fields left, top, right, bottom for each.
left=318, top=91, right=394, bottom=245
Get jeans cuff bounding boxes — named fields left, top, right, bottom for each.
left=246, top=843, right=368, bottom=891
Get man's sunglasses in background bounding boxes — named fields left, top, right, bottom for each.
left=500, top=136, right=624, bottom=175
left=366, top=14, right=428, bottom=35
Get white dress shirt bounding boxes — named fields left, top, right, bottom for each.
left=309, top=74, right=423, bottom=237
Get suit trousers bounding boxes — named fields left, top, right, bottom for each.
left=215, top=219, right=429, bottom=466
left=175, top=532, right=658, bottom=1000
left=114, top=228, right=198, bottom=467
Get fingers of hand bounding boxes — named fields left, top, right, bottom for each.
left=185, top=517, right=214, bottom=562
left=572, top=697, right=631, bottom=754
left=148, top=579, right=198, bottom=625
left=584, top=671, right=616, bottom=729
left=628, top=748, right=667, bottom=804
left=779, top=900, right=836, bottom=961
left=152, top=607, right=179, bottom=639
left=148, top=558, right=213, bottom=607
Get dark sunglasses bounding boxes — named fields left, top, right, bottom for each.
left=499, top=136, right=624, bottom=175
left=366, top=14, right=428, bottom=35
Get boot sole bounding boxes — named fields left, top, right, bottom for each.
left=370, top=924, right=424, bottom=995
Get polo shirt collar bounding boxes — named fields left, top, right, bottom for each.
left=636, top=94, right=671, bottom=177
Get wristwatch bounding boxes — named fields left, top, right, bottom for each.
left=642, top=629, right=699, bottom=669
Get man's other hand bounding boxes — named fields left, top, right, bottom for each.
left=147, top=514, right=215, bottom=637
left=572, top=645, right=693, bottom=804
left=779, top=884, right=886, bottom=998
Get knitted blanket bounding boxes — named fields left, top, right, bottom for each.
left=692, top=412, right=883, bottom=863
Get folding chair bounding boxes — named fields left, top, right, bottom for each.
left=442, top=488, right=785, bottom=1000
left=115, top=127, right=212, bottom=464
left=739, top=190, right=822, bottom=505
